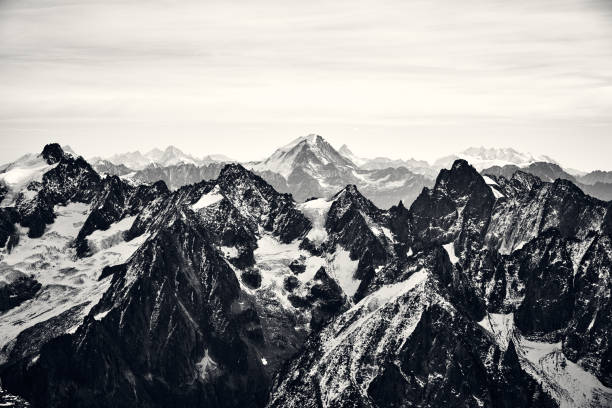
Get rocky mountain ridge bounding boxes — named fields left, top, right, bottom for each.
left=0, top=145, right=610, bottom=407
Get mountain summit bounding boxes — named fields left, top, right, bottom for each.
left=253, top=134, right=356, bottom=178
left=249, top=134, right=432, bottom=207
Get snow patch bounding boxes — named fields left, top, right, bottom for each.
left=482, top=175, right=498, bottom=186
left=192, top=190, right=223, bottom=210
left=443, top=242, right=459, bottom=264
left=197, top=349, right=218, bottom=380
left=0, top=203, right=149, bottom=348
left=87, top=216, right=136, bottom=254
left=94, top=310, right=110, bottom=321
left=478, top=313, right=514, bottom=350
left=327, top=247, right=360, bottom=297
left=220, top=246, right=239, bottom=258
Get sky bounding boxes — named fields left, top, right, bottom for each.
left=1, top=0, right=611, bottom=170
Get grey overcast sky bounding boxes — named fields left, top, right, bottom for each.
left=1, top=0, right=611, bottom=170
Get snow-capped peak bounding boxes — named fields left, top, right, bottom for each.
left=105, top=145, right=229, bottom=170
left=434, top=146, right=558, bottom=171
left=277, top=134, right=324, bottom=153
left=252, top=134, right=355, bottom=178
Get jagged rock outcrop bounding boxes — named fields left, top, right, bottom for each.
left=483, top=161, right=612, bottom=201
left=0, top=276, right=41, bottom=312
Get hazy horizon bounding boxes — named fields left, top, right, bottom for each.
left=2, top=134, right=611, bottom=173
left=2, top=0, right=612, bottom=171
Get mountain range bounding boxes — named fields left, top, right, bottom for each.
left=93, top=146, right=233, bottom=171
left=0, top=143, right=610, bottom=407
left=88, top=134, right=612, bottom=207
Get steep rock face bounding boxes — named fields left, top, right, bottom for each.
left=268, top=254, right=550, bottom=408
left=0, top=276, right=41, bottom=312
left=215, top=164, right=311, bottom=243
left=512, top=231, right=576, bottom=338
left=482, top=162, right=612, bottom=202
left=0, top=208, right=19, bottom=250
left=7, top=214, right=269, bottom=408
left=322, top=186, right=400, bottom=302
left=563, top=234, right=612, bottom=387
left=74, top=177, right=169, bottom=256
left=409, top=160, right=495, bottom=255
left=483, top=172, right=607, bottom=255
left=126, top=164, right=311, bottom=249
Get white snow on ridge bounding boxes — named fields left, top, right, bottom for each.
left=478, top=312, right=514, bottom=350
left=482, top=175, right=498, bottom=186
left=298, top=198, right=332, bottom=245
left=490, top=187, right=505, bottom=199
left=482, top=175, right=505, bottom=199
left=314, top=269, right=431, bottom=406
left=94, top=310, right=110, bottom=321
left=321, top=268, right=428, bottom=357
left=0, top=154, right=58, bottom=207
left=192, top=190, right=224, bottom=210
left=520, top=338, right=612, bottom=408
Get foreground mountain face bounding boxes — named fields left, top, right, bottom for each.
left=0, top=145, right=610, bottom=407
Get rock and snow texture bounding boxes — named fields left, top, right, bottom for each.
left=191, top=189, right=224, bottom=210
left=0, top=154, right=58, bottom=207
left=0, top=203, right=146, bottom=351
left=0, top=144, right=611, bottom=408
left=478, top=313, right=612, bottom=408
